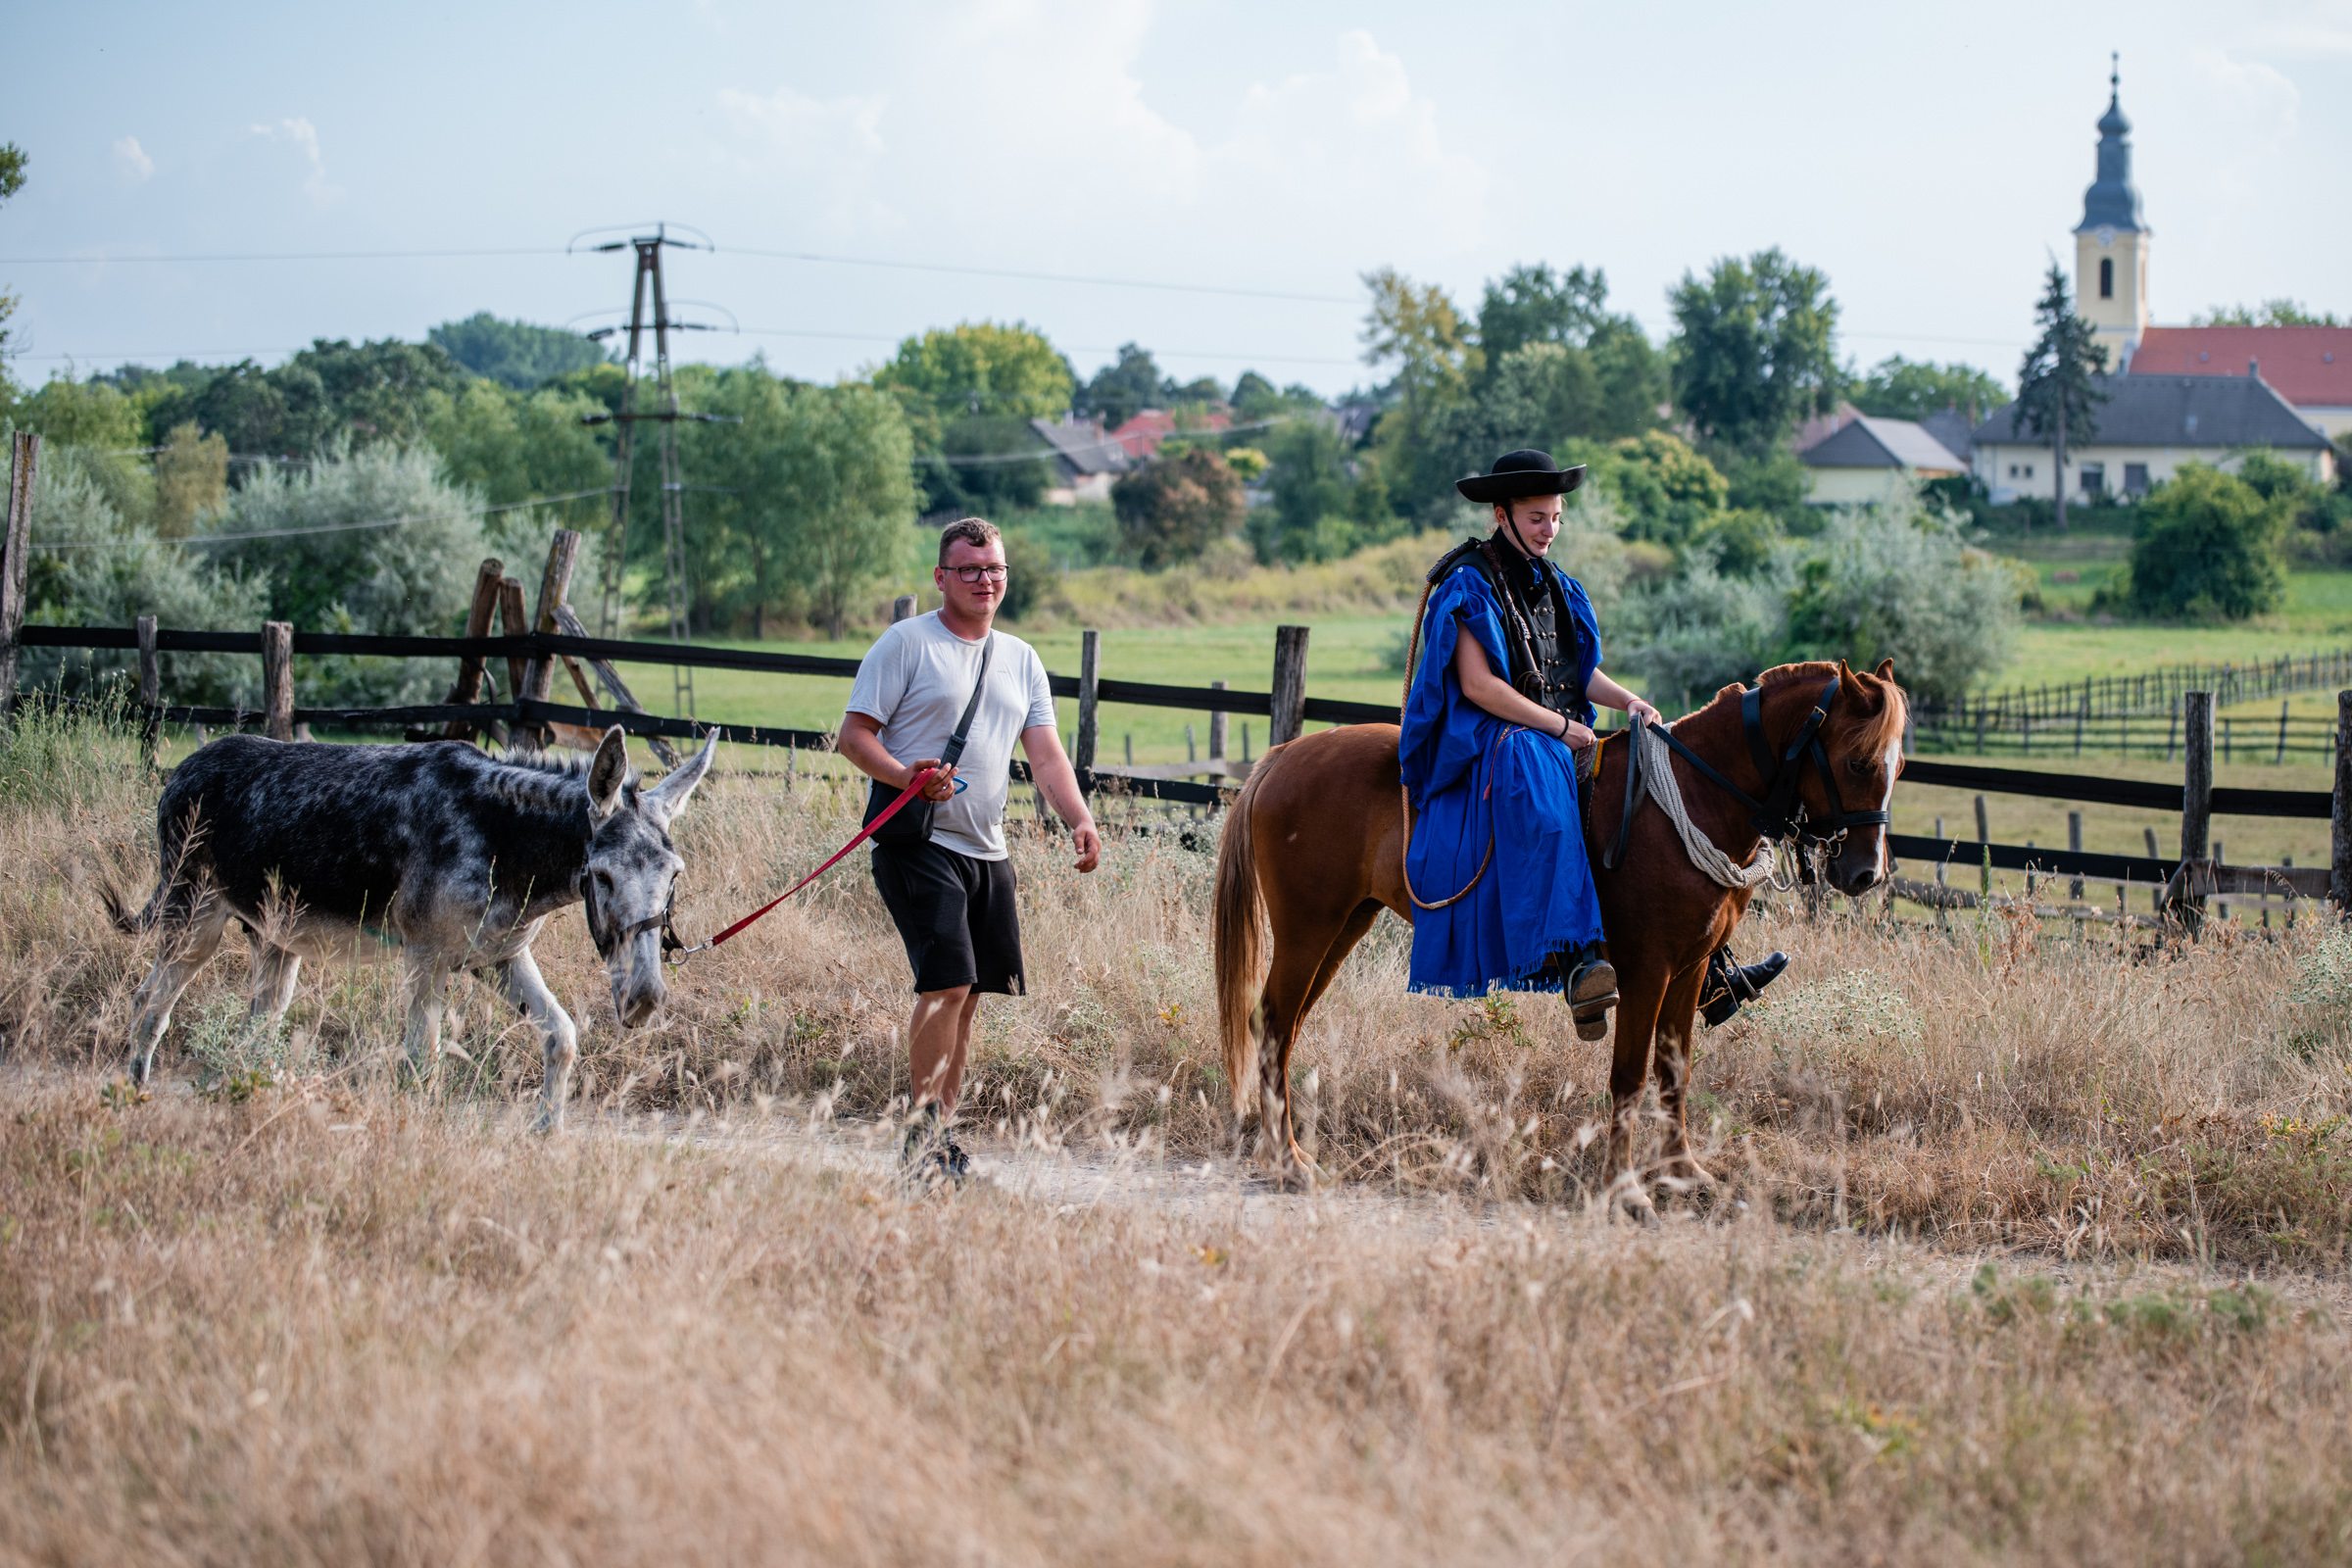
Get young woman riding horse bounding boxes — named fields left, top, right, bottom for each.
left=1213, top=450, right=1908, bottom=1211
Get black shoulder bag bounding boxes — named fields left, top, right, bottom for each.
left=863, top=632, right=994, bottom=847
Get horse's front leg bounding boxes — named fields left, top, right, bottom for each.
left=1604, top=959, right=1670, bottom=1222
left=1650, top=960, right=1717, bottom=1197
left=494, top=948, right=577, bottom=1133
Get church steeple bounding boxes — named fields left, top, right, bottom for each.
left=2078, top=53, right=2145, bottom=234
left=2073, top=54, right=2150, bottom=367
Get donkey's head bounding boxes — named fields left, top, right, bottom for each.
left=581, top=726, right=716, bottom=1027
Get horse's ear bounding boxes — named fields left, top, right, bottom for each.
left=1875, top=657, right=1896, bottom=682
left=1837, top=657, right=1854, bottom=679
left=587, top=726, right=629, bottom=825
left=643, top=728, right=717, bottom=829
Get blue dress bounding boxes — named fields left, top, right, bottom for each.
left=1397, top=557, right=1607, bottom=997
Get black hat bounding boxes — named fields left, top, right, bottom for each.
left=1454, top=448, right=1587, bottom=504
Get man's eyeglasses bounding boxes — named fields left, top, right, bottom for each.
left=946, top=564, right=1009, bottom=584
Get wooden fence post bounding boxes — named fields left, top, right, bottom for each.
left=1074, top=628, right=1101, bottom=779
left=892, top=594, right=917, bottom=623
left=1208, top=679, right=1228, bottom=761
left=1269, top=624, right=1309, bottom=748
left=0, top=431, right=34, bottom=723
left=518, top=529, right=581, bottom=748
left=444, top=558, right=507, bottom=742
left=2175, top=689, right=2213, bottom=934
left=262, top=620, right=294, bottom=742
left=2277, top=700, right=2290, bottom=765
left=135, top=613, right=161, bottom=764
left=497, top=576, right=529, bottom=713
left=2068, top=810, right=2084, bottom=902
left=2332, top=691, right=2352, bottom=915
left=1974, top=794, right=1990, bottom=897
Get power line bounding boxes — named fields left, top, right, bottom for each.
left=30, top=486, right=610, bottom=552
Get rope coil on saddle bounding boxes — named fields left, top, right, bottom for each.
left=1615, top=718, right=1775, bottom=891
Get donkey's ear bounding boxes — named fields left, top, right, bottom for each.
left=643, top=729, right=717, bottom=829
left=587, top=726, right=630, bottom=825
left=1875, top=657, right=1896, bottom=682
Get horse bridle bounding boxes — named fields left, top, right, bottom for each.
left=581, top=869, right=684, bottom=961
left=1605, top=672, right=1890, bottom=870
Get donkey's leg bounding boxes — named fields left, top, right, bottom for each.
left=125, top=899, right=230, bottom=1085
left=398, top=951, right=453, bottom=1091
left=1650, top=961, right=1716, bottom=1195
left=1604, top=959, right=1671, bottom=1220
left=494, top=949, right=577, bottom=1133
left=245, top=933, right=303, bottom=1029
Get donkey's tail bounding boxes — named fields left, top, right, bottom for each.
left=1213, top=754, right=1273, bottom=1121
left=98, top=876, right=160, bottom=934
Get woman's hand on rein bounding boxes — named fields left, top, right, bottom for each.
left=1625, top=697, right=1663, bottom=726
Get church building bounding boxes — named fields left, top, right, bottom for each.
left=1970, top=64, right=2343, bottom=503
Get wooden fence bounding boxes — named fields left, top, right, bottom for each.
left=1914, top=648, right=2352, bottom=733
left=5, top=464, right=2351, bottom=928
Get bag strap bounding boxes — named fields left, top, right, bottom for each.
left=938, top=632, right=995, bottom=768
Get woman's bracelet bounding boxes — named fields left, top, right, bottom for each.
left=1555, top=711, right=1571, bottom=741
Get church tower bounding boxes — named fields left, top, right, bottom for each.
left=2074, top=56, right=2149, bottom=368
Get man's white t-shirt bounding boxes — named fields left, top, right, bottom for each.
left=845, top=612, right=1058, bottom=861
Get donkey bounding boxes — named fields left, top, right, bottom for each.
left=104, top=725, right=715, bottom=1128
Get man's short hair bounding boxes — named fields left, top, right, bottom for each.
left=938, top=516, right=1002, bottom=566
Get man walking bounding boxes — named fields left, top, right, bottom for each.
left=840, top=516, right=1102, bottom=1182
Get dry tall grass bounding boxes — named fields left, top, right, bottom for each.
left=8, top=703, right=2352, bottom=1559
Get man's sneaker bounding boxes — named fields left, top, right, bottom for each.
left=1700, top=948, right=1788, bottom=1029
left=901, top=1110, right=972, bottom=1188
left=1567, top=957, right=1619, bottom=1043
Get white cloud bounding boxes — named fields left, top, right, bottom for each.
left=112, top=135, right=153, bottom=182
left=247, top=116, right=337, bottom=206
left=713, top=8, right=1488, bottom=270
left=2190, top=49, right=2301, bottom=151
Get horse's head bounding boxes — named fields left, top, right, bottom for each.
left=1757, top=657, right=1907, bottom=897
left=581, top=726, right=716, bottom=1027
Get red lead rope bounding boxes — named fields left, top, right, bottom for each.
left=665, top=766, right=936, bottom=965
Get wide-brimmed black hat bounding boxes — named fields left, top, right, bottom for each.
left=1455, top=448, right=1587, bottom=504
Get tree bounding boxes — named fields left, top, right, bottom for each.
left=1112, top=447, right=1246, bottom=570
left=2125, top=465, right=2286, bottom=621
left=1586, top=318, right=1668, bottom=439
left=1476, top=263, right=1611, bottom=365
left=1566, top=431, right=1729, bottom=549
left=420, top=380, right=612, bottom=554
left=919, top=414, right=1054, bottom=516
left=1480, top=342, right=1602, bottom=455
left=427, top=313, right=608, bottom=389
left=0, top=141, right=23, bottom=406
left=153, top=421, right=229, bottom=538
left=680, top=370, right=917, bottom=638
left=1851, top=355, right=2007, bottom=422
left=147, top=338, right=470, bottom=457
left=15, top=376, right=156, bottom=527
left=2012, top=262, right=2108, bottom=532
left=1667, top=248, right=1840, bottom=456
left=1230, top=370, right=1279, bottom=416
left=872, top=321, right=1072, bottom=451
left=1074, top=343, right=1163, bottom=428
left=1361, top=268, right=1481, bottom=521
left=2192, top=299, right=2345, bottom=327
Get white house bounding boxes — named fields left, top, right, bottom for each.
left=1798, top=416, right=1970, bottom=506
left=1971, top=372, right=2335, bottom=504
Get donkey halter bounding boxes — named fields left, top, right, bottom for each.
left=1641, top=671, right=1891, bottom=858
left=582, top=870, right=684, bottom=962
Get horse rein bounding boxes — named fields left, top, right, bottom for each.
left=1602, top=672, right=1890, bottom=873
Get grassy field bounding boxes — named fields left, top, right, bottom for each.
left=13, top=702, right=2352, bottom=1559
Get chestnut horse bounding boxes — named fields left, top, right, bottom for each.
left=1212, top=658, right=1908, bottom=1211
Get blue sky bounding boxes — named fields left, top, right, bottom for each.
left=7, top=0, right=2349, bottom=398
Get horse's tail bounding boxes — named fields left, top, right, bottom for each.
left=1213, top=754, right=1272, bottom=1121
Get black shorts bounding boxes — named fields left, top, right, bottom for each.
left=871, top=840, right=1027, bottom=996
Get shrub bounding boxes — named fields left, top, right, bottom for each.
left=1615, top=551, right=1791, bottom=710
left=1112, top=447, right=1246, bottom=570
left=2124, top=464, right=2285, bottom=622
left=1785, top=501, right=2020, bottom=705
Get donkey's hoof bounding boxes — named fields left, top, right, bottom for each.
left=1607, top=1176, right=1658, bottom=1226
left=1658, top=1159, right=1721, bottom=1203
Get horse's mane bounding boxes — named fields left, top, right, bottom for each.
left=1693, top=661, right=1908, bottom=755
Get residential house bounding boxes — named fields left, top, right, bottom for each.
left=1970, top=372, right=2334, bottom=504
left=1797, top=415, right=1970, bottom=506
left=1108, top=407, right=1232, bottom=463
left=2128, top=326, right=2352, bottom=441
left=1027, top=415, right=1129, bottom=505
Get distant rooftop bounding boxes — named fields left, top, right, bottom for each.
left=2130, top=325, right=2352, bottom=409
left=1799, top=414, right=1968, bottom=471
left=1975, top=372, right=2328, bottom=449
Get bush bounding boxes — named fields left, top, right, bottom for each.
left=996, top=528, right=1065, bottom=623
left=1615, top=552, right=1791, bottom=710
left=1785, top=501, right=2020, bottom=706
left=2123, top=464, right=2285, bottom=622
left=1112, top=447, right=1246, bottom=570
left=16, top=442, right=269, bottom=706
left=202, top=444, right=491, bottom=704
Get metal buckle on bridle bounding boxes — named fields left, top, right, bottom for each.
left=585, top=875, right=684, bottom=962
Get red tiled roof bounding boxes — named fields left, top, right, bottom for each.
left=1108, top=408, right=1232, bottom=461
left=2130, top=325, right=2352, bottom=408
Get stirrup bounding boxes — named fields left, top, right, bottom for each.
left=1567, top=957, right=1618, bottom=1042
left=1701, top=948, right=1788, bottom=1029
